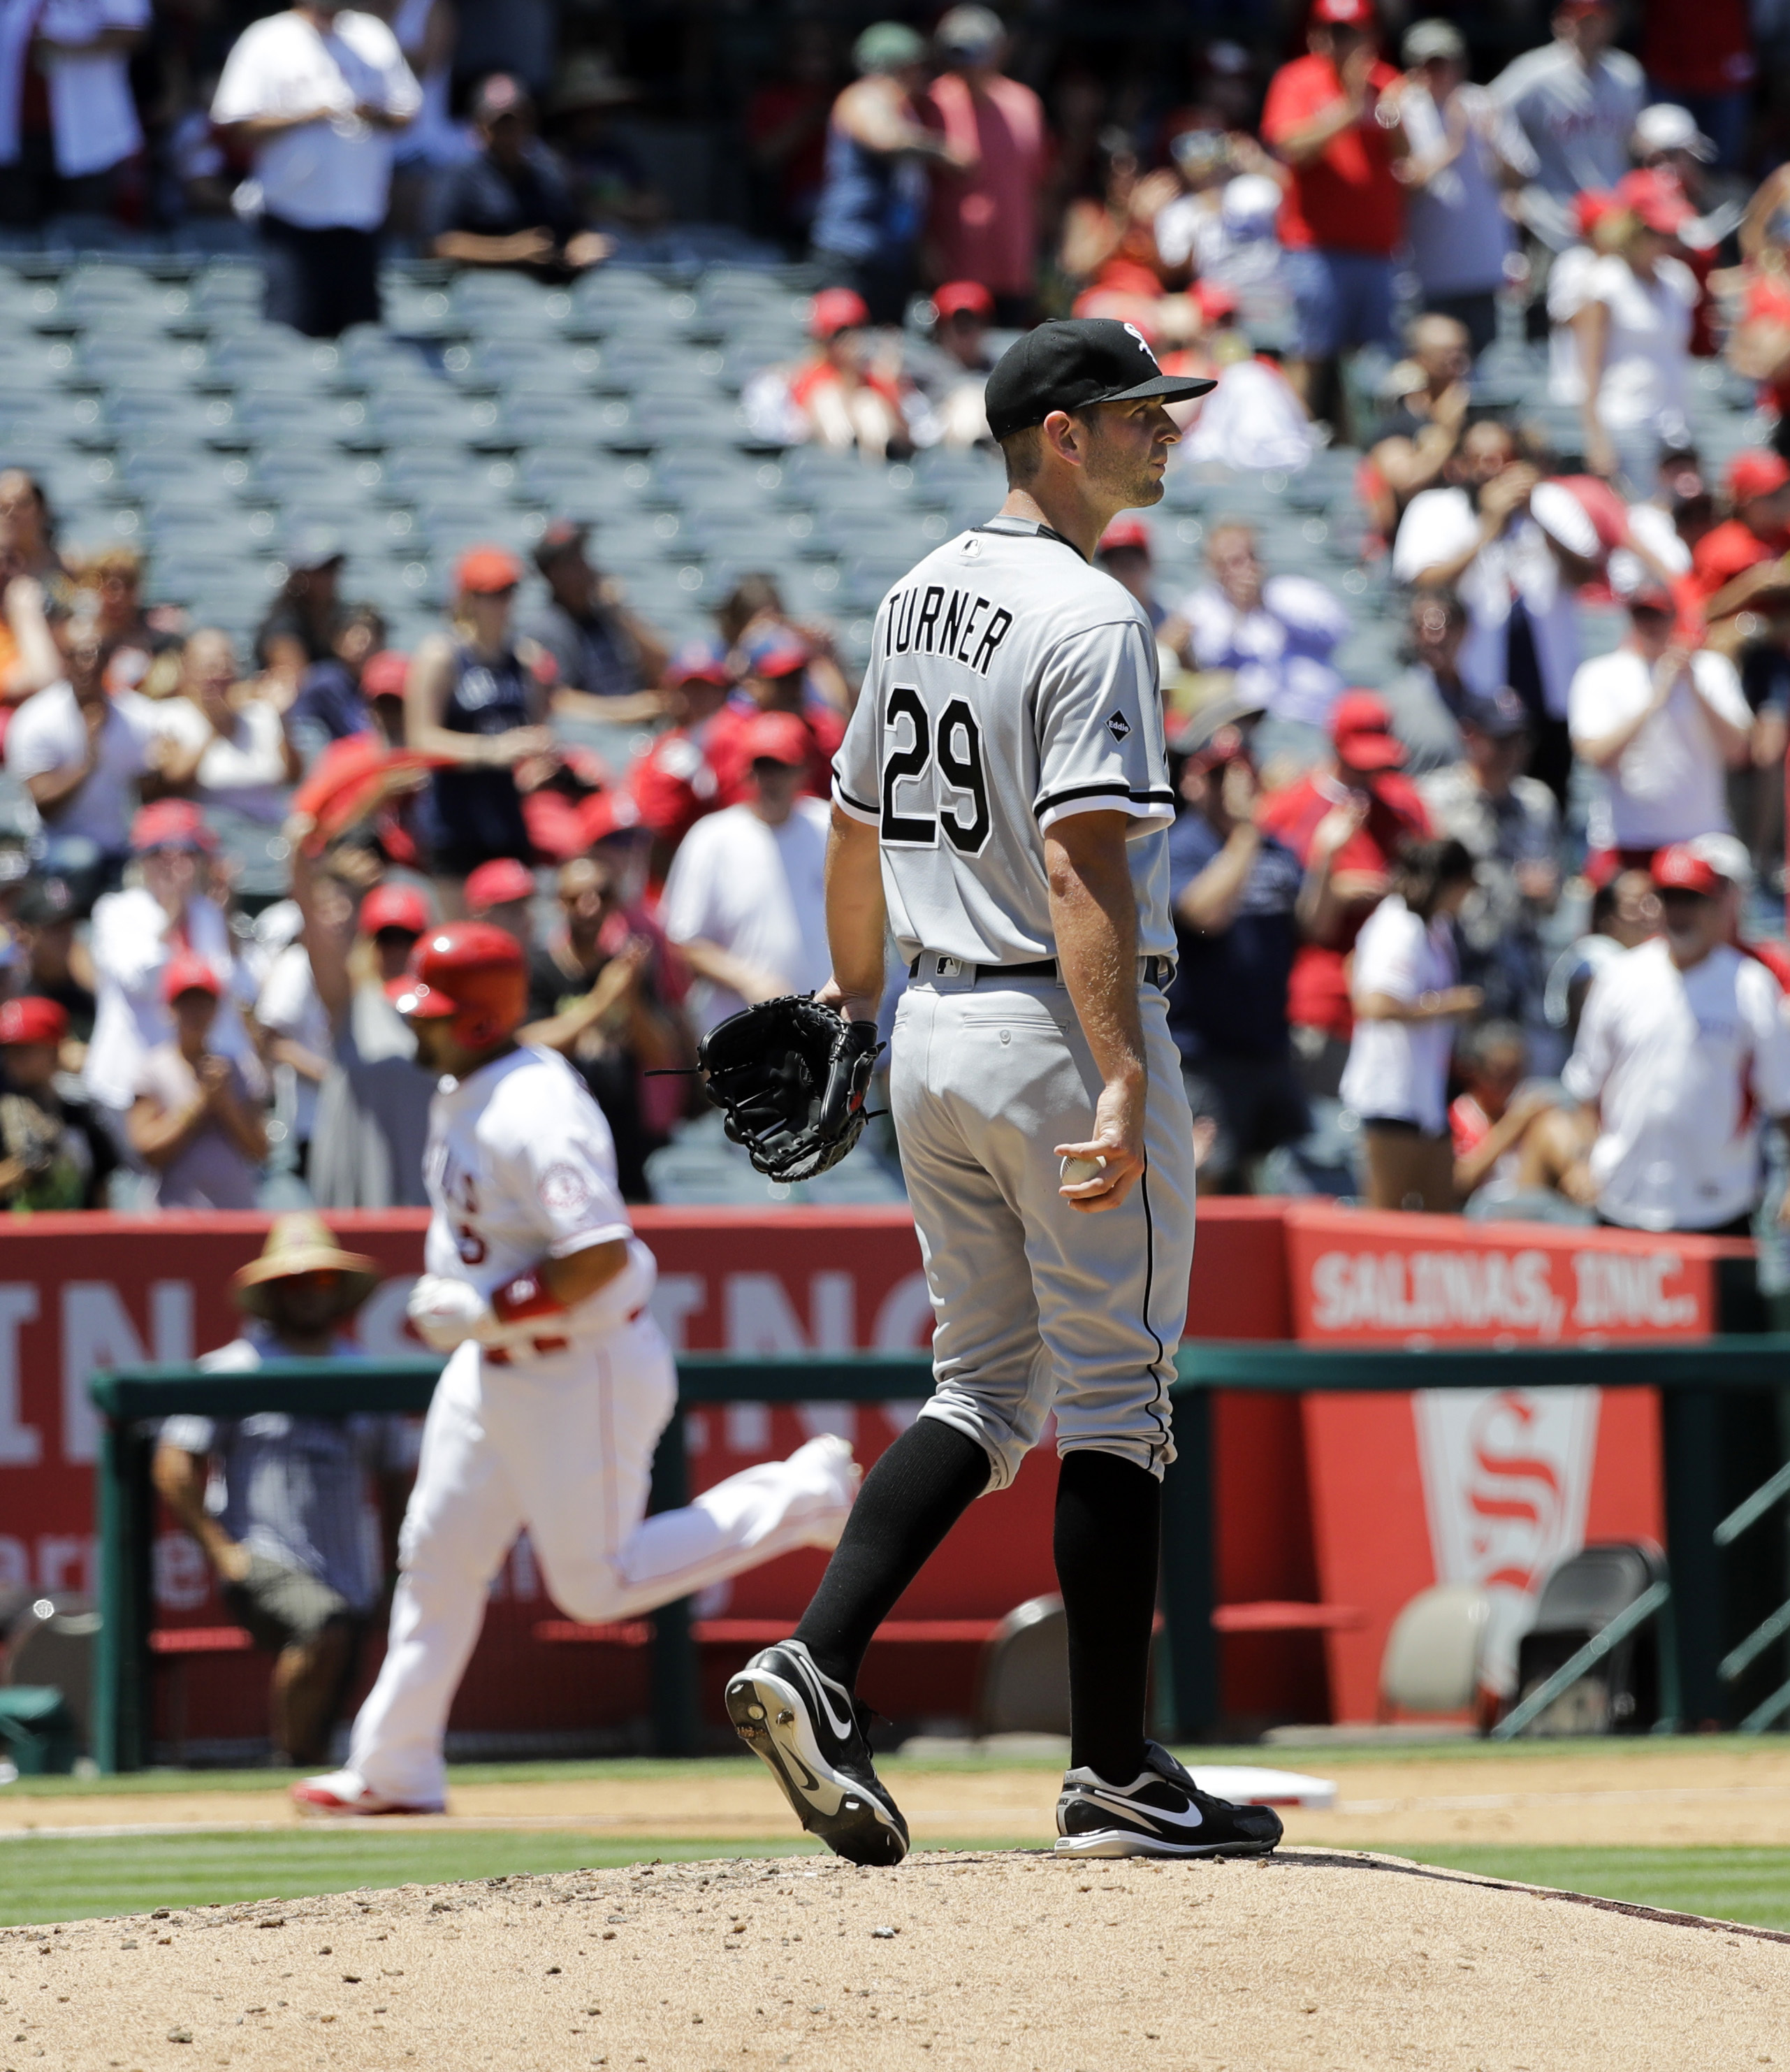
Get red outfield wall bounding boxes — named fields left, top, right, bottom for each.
left=0, top=1201, right=1701, bottom=1737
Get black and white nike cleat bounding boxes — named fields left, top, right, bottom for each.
left=1054, top=1741, right=1284, bottom=1860
left=725, top=1639, right=910, bottom=1868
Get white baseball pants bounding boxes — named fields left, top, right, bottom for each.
left=348, top=1313, right=845, bottom=1806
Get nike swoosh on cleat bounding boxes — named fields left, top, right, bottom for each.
left=790, top=1656, right=857, bottom=1742
left=1075, top=1788, right=1205, bottom=1832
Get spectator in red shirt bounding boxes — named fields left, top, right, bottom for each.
left=919, top=8, right=1046, bottom=326
left=708, top=629, right=845, bottom=808
left=762, top=286, right=913, bottom=461
left=630, top=639, right=734, bottom=882
left=1258, top=690, right=1432, bottom=1095
left=1638, top=0, right=1754, bottom=171
left=1261, top=0, right=1408, bottom=430
left=1692, top=449, right=1790, bottom=614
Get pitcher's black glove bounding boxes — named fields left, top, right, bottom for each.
left=697, top=994, right=884, bottom=1183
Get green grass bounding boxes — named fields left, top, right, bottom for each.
left=1358, top=1845, right=1790, bottom=1931
left=0, top=1832, right=827, bottom=1927
left=3, top=1734, right=1779, bottom=1798
left=5, top=1830, right=1790, bottom=1933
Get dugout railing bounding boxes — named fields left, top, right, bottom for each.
left=87, top=1338, right=1790, bottom=1772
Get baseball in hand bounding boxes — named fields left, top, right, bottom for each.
left=1060, top=1154, right=1107, bottom=1189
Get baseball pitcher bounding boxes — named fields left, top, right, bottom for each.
left=296, top=922, right=859, bottom=1815
left=727, top=320, right=1284, bottom=1865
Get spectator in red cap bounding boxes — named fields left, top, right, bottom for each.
left=1545, top=187, right=1617, bottom=408
left=0, top=997, right=114, bottom=1211
left=752, top=287, right=916, bottom=459
left=663, top=709, right=831, bottom=1038
left=708, top=627, right=845, bottom=808
left=405, top=544, right=558, bottom=899
left=1490, top=0, right=1645, bottom=253
left=1563, top=841, right=1790, bottom=1234
left=518, top=855, right=692, bottom=1201
left=127, top=955, right=267, bottom=1210
left=426, top=73, right=613, bottom=278
left=809, top=22, right=970, bottom=325
left=1568, top=564, right=1751, bottom=878
left=1340, top=836, right=1483, bottom=1211
left=1261, top=0, right=1409, bottom=432
left=1569, top=181, right=1698, bottom=492
left=1691, top=450, right=1790, bottom=619
left=463, top=855, right=538, bottom=952
left=1096, top=517, right=1192, bottom=672
left=521, top=520, right=669, bottom=723
left=630, top=639, right=734, bottom=879
left=293, top=846, right=436, bottom=1210
left=919, top=8, right=1046, bottom=325
left=83, top=797, right=257, bottom=1156
left=1258, top=690, right=1433, bottom=1094
left=905, top=280, right=998, bottom=447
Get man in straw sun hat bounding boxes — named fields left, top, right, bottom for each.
left=152, top=1216, right=414, bottom=1767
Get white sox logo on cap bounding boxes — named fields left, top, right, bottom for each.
left=1123, top=323, right=1158, bottom=366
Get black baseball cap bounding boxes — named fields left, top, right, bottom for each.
left=984, top=319, right=1216, bottom=442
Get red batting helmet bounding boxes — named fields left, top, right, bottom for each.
left=392, top=922, right=527, bottom=1050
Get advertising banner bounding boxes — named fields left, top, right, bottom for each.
left=1287, top=1205, right=1712, bottom=1718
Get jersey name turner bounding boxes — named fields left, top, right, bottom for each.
left=833, top=521, right=1177, bottom=971
left=885, top=579, right=1014, bottom=675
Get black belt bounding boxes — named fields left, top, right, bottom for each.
left=909, top=954, right=1174, bottom=988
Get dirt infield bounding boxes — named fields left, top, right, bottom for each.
left=6, top=1847, right=1789, bottom=2071
left=9, top=1739, right=1790, bottom=1847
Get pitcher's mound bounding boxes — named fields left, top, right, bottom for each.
left=13, top=1848, right=1789, bottom=2069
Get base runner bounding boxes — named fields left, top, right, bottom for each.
left=726, top=319, right=1284, bottom=1864
left=296, top=922, right=858, bottom=1815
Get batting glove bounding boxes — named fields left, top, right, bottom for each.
left=407, top=1273, right=495, bottom=1352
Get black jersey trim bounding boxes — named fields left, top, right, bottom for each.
left=834, top=777, right=880, bottom=816
left=1033, top=779, right=1177, bottom=813
left=972, top=519, right=1089, bottom=563
left=1139, top=1157, right=1171, bottom=1464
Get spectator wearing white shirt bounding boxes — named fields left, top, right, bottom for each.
left=1392, top=416, right=1600, bottom=801
left=1177, top=520, right=1350, bottom=765
left=1563, top=842, right=1790, bottom=1234
left=1490, top=0, right=1645, bottom=252
left=1387, top=20, right=1523, bottom=356
left=82, top=799, right=261, bottom=1150
left=1571, top=194, right=1698, bottom=495
left=662, top=711, right=831, bottom=1038
left=211, top=2, right=421, bottom=338
left=1567, top=569, right=1751, bottom=876
left=1546, top=189, right=1616, bottom=408
left=255, top=916, right=332, bottom=1180
left=1339, top=836, right=1483, bottom=1211
left=155, top=628, right=302, bottom=827
left=3, top=616, right=166, bottom=883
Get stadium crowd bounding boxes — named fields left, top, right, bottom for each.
left=3, top=0, right=1790, bottom=1245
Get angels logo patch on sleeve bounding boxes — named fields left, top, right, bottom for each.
left=538, top=1161, right=594, bottom=1217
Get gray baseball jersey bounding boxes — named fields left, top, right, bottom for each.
left=831, top=517, right=1177, bottom=967
left=833, top=515, right=1196, bottom=1488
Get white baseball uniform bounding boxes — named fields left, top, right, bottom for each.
left=342, top=1043, right=854, bottom=1807
left=832, top=516, right=1197, bottom=1489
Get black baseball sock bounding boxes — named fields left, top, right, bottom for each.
left=1054, top=1447, right=1162, bottom=1785
left=793, top=1417, right=991, bottom=1692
